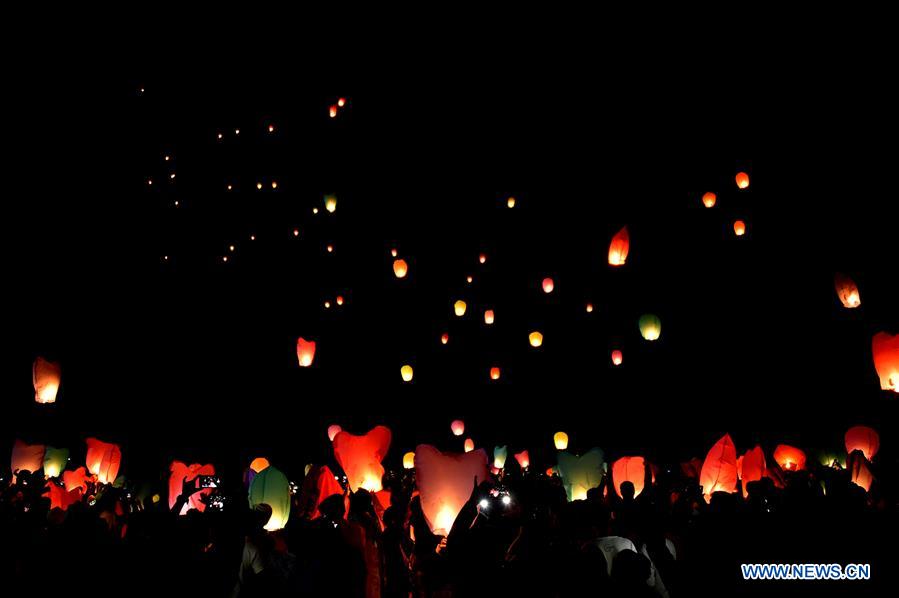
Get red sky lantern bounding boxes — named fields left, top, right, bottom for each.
left=414, top=444, right=489, bottom=536
left=450, top=419, right=465, bottom=436
left=440, top=333, right=449, bottom=345
left=44, top=481, right=82, bottom=511
left=608, top=226, right=630, bottom=266
left=834, top=273, right=861, bottom=308
left=296, top=337, right=316, bottom=367
left=464, top=438, right=474, bottom=452
left=739, top=446, right=766, bottom=497
left=735, top=172, right=750, bottom=189
left=301, top=464, right=346, bottom=520
left=327, top=424, right=342, bottom=442
left=611, top=350, right=623, bottom=366
left=63, top=467, right=89, bottom=493
left=33, top=357, right=61, bottom=404
left=612, top=456, right=647, bottom=497
left=848, top=452, right=874, bottom=492
left=844, top=425, right=879, bottom=461
left=514, top=450, right=530, bottom=469
left=699, top=434, right=738, bottom=502
left=773, top=444, right=806, bottom=472
left=85, top=438, right=121, bottom=484
left=332, top=425, right=392, bottom=492
left=490, top=367, right=501, bottom=380
left=872, top=332, right=899, bottom=392
left=169, top=461, right=216, bottom=514
left=11, top=440, right=45, bottom=482
left=733, top=220, right=746, bottom=236
left=337, top=97, right=347, bottom=107
left=329, top=105, right=338, bottom=118
left=702, top=192, right=717, bottom=208
left=542, top=277, right=554, bottom=293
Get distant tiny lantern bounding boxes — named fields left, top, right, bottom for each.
left=270, top=181, right=277, bottom=189
left=323, top=301, right=331, bottom=309
left=845, top=425, right=879, bottom=461
left=872, top=332, right=899, bottom=392
left=440, top=333, right=449, bottom=345
left=336, top=295, right=344, bottom=306
left=553, top=431, right=569, bottom=450
left=507, top=196, right=516, bottom=208
left=390, top=248, right=398, bottom=257
left=403, top=451, right=416, bottom=469
left=401, top=365, right=414, bottom=382
left=529, top=331, right=544, bottom=347
left=33, top=357, right=61, bottom=404
left=337, top=97, right=347, bottom=107
left=773, top=444, right=807, bottom=471
left=735, top=172, right=750, bottom=189
left=464, top=438, right=475, bottom=452
left=454, top=300, right=467, bottom=317
left=466, top=275, right=473, bottom=284
left=393, top=259, right=408, bottom=278
left=327, top=425, right=342, bottom=442
left=479, top=253, right=487, bottom=264
left=585, top=303, right=594, bottom=313
left=267, top=124, right=275, bottom=133
left=257, top=182, right=263, bottom=190
left=296, top=338, right=316, bottom=367
left=484, top=310, right=495, bottom=325
left=325, top=195, right=337, bottom=213
left=329, top=105, right=338, bottom=118
left=611, top=350, right=623, bottom=366
left=608, top=226, right=630, bottom=266
left=733, top=220, right=746, bottom=236
left=326, top=244, right=334, bottom=253
left=293, top=229, right=300, bottom=237
left=542, top=277, right=554, bottom=293
left=638, top=314, right=661, bottom=341
left=702, top=192, right=717, bottom=208
left=451, top=420, right=465, bottom=436
left=834, top=273, right=861, bottom=308
left=490, top=367, right=501, bottom=380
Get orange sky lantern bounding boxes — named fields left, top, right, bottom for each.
left=168, top=461, right=216, bottom=514
left=739, top=446, right=766, bottom=497
left=733, top=220, right=746, bottom=236
left=479, top=253, right=487, bottom=264
left=773, top=444, right=806, bottom=471
left=454, top=300, right=467, bottom=316
left=250, top=457, right=270, bottom=473
left=441, top=333, right=449, bottom=345
left=332, top=425, right=392, bottom=493
left=33, top=357, right=61, bottom=404
left=484, top=309, right=495, bottom=325
left=401, top=365, right=414, bottom=382
left=85, top=438, right=122, bottom=484
left=529, top=331, right=543, bottom=347
left=735, top=172, right=750, bottom=189
left=844, top=425, right=879, bottom=461
left=699, top=434, right=738, bottom=502
left=393, top=259, right=408, bottom=278
left=414, top=444, right=489, bottom=536
left=612, top=456, right=647, bottom=497
left=11, top=440, right=44, bottom=481
left=702, top=192, right=717, bottom=208
left=608, top=226, right=630, bottom=266
left=490, top=367, right=501, bottom=380
left=296, top=337, right=316, bottom=367
left=872, top=332, right=899, bottom=392
left=834, top=273, right=861, bottom=308
left=403, top=451, right=416, bottom=469
left=464, top=438, right=474, bottom=453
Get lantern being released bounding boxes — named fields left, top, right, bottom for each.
left=296, top=338, right=316, bottom=367
left=169, top=461, right=216, bottom=514
left=542, top=278, right=554, bottom=293
left=327, top=424, right=343, bottom=442
left=608, top=226, right=630, bottom=266
left=702, top=192, right=717, bottom=208
left=401, top=365, right=414, bottom=382
left=773, top=444, right=806, bottom=471
left=493, top=445, right=508, bottom=469
left=42, top=446, right=69, bottom=478
left=33, top=357, right=61, bottom=404
left=514, top=450, right=530, bottom=469
left=872, top=332, right=899, bottom=392
left=332, top=425, right=392, bottom=493
left=834, top=273, right=861, bottom=308
left=11, top=440, right=45, bottom=480
left=844, top=425, right=880, bottom=461
left=403, top=451, right=416, bottom=469
left=611, top=456, right=647, bottom=498
left=463, top=438, right=475, bottom=453
left=454, top=300, right=467, bottom=316
left=63, top=467, right=89, bottom=493
left=450, top=420, right=465, bottom=436
left=739, top=446, right=766, bottom=497
left=735, top=172, right=750, bottom=189
left=249, top=465, right=291, bottom=531
left=529, top=331, right=544, bottom=347
left=414, top=444, right=489, bottom=536
left=85, top=438, right=122, bottom=485
left=611, top=350, right=623, bottom=366
left=557, top=448, right=605, bottom=501
left=699, top=434, right=737, bottom=502
left=638, top=314, right=661, bottom=341
left=393, top=259, right=408, bottom=278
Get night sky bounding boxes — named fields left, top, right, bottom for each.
left=5, top=54, right=897, bottom=485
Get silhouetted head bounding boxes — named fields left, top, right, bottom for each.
left=620, top=480, right=636, bottom=501
left=318, top=493, right=345, bottom=521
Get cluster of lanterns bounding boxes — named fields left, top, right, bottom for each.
left=328, top=97, right=348, bottom=118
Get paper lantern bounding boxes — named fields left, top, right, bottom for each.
left=553, top=431, right=569, bottom=450
left=301, top=464, right=345, bottom=520
left=699, top=434, right=737, bottom=502
left=414, top=444, right=489, bottom=536
left=296, top=337, right=316, bottom=367
left=393, top=259, right=408, bottom=278
left=454, top=300, right=467, bottom=316
left=401, top=365, right=414, bottom=382
left=702, top=192, right=717, bottom=208
left=529, top=331, right=544, bottom=347
left=845, top=425, right=879, bottom=461
left=834, top=273, right=861, bottom=308
left=440, top=333, right=449, bottom=345
left=63, top=467, right=89, bottom=493
left=464, top=438, right=474, bottom=453
left=735, top=172, right=750, bottom=189
left=638, top=314, right=661, bottom=341
left=450, top=420, right=465, bottom=436
left=611, top=456, right=647, bottom=498
left=493, top=445, right=508, bottom=469
left=773, top=444, right=806, bottom=471
left=324, top=194, right=337, bottom=213
left=169, top=461, right=216, bottom=514
left=557, top=448, right=605, bottom=501
left=403, top=451, right=416, bottom=469
left=608, top=226, right=630, bottom=266
left=585, top=303, right=594, bottom=313
left=490, top=367, right=501, bottom=380
left=11, top=440, right=45, bottom=480
left=611, top=350, right=623, bottom=366
left=332, top=425, right=392, bottom=492
left=514, top=450, right=530, bottom=469
left=42, top=446, right=69, bottom=478
left=250, top=457, right=270, bottom=473
left=739, top=446, right=766, bottom=497
left=33, top=357, right=61, bottom=404
left=484, top=309, right=495, bottom=325
left=479, top=253, right=487, bottom=264
left=507, top=196, right=516, bottom=208
left=85, top=438, right=122, bottom=485
left=327, top=424, right=343, bottom=442
left=249, top=465, right=291, bottom=531
left=337, top=97, right=347, bottom=107
left=848, top=453, right=873, bottom=492
left=542, top=278, right=554, bottom=293
left=329, top=105, right=338, bottom=118
left=872, top=332, right=899, bottom=392
left=44, top=481, right=82, bottom=511
left=733, top=220, right=746, bottom=236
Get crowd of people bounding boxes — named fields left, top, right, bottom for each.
left=0, top=448, right=891, bottom=597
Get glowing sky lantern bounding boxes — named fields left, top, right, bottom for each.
left=85, top=438, right=122, bottom=484
left=557, top=448, right=605, bottom=501
left=401, top=365, right=414, bottom=382
left=507, top=196, right=516, bottom=208
left=479, top=253, right=487, bottom=264
left=454, top=300, right=467, bottom=316
left=702, top=192, right=717, bottom=208
left=324, top=194, right=337, bottom=213
left=332, top=425, right=392, bottom=493
left=393, top=259, right=408, bottom=278
left=848, top=453, right=874, bottom=492
left=329, top=104, right=338, bottom=118
left=11, top=440, right=45, bottom=480
left=249, top=465, right=291, bottom=531
left=169, top=461, right=216, bottom=514
left=484, top=309, right=495, bottom=325
left=586, top=303, right=594, bottom=313
left=63, top=467, right=88, bottom=493
left=553, top=431, right=569, bottom=450
left=699, top=434, right=737, bottom=502
left=250, top=457, right=271, bottom=473
left=773, top=444, right=806, bottom=471
left=403, top=451, right=416, bottom=469
left=542, top=277, right=554, bottom=293
left=844, top=426, right=879, bottom=461
left=441, top=333, right=449, bottom=345
left=490, top=367, right=501, bottom=380
left=450, top=419, right=465, bottom=436
left=735, top=171, right=750, bottom=189
left=296, top=338, right=316, bottom=367
left=608, top=226, right=630, bottom=266
left=464, top=438, right=475, bottom=453
left=33, top=357, right=61, bottom=404
left=529, top=331, right=544, bottom=347
left=834, top=273, right=861, bottom=308
left=301, top=464, right=345, bottom=520
left=327, top=424, right=343, bottom=442
left=733, top=220, right=746, bottom=236
left=612, top=456, right=647, bottom=497
left=739, top=446, right=766, bottom=497
left=414, top=444, right=489, bottom=536
left=44, top=480, right=82, bottom=511
left=42, top=446, right=69, bottom=478
left=338, top=97, right=347, bottom=107
left=611, top=350, right=623, bottom=366
left=638, top=314, right=661, bottom=341
left=872, top=332, right=899, bottom=392
left=493, top=445, right=508, bottom=469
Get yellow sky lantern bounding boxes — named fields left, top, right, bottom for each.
left=507, top=196, right=516, bottom=208
left=325, top=195, right=337, bottom=213
left=733, top=220, right=746, bottom=236
left=702, top=192, right=717, bottom=208
left=454, top=300, right=467, bottom=317
left=490, top=367, right=501, bottom=380
left=451, top=420, right=465, bottom=436
left=638, top=314, right=661, bottom=341
left=553, top=431, right=569, bottom=450
left=403, top=451, right=416, bottom=469
left=542, top=278, right=554, bottom=293
left=484, top=309, right=495, bottom=325
left=529, top=331, right=543, bottom=347
left=464, top=438, right=475, bottom=452
left=735, top=172, right=750, bottom=189
left=608, top=226, right=630, bottom=266
left=393, top=259, right=408, bottom=278
left=401, top=365, right=414, bottom=382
